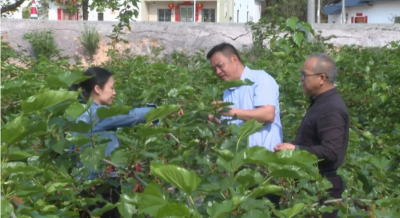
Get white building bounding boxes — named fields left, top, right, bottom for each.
left=324, top=0, right=400, bottom=24
left=4, top=0, right=263, bottom=23
left=233, top=0, right=262, bottom=23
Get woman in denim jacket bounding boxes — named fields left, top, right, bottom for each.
left=69, top=67, right=181, bottom=217
left=69, top=67, right=159, bottom=175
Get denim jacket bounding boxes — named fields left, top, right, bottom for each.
left=71, top=102, right=158, bottom=179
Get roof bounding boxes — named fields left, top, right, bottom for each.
left=323, top=0, right=400, bottom=15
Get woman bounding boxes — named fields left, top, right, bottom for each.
left=69, top=67, right=182, bottom=217
left=69, top=67, right=161, bottom=162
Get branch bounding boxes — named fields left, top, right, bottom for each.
left=311, top=198, right=373, bottom=207
left=1, top=0, right=27, bottom=14
left=63, top=149, right=148, bottom=187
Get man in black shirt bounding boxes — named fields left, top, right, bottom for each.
left=274, top=54, right=349, bottom=218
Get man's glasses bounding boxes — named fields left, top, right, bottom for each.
left=300, top=70, right=328, bottom=80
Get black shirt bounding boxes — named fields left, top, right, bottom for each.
left=294, top=88, right=350, bottom=174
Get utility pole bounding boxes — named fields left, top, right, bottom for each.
left=307, top=0, right=315, bottom=41
left=317, top=0, right=321, bottom=24
left=307, top=0, right=315, bottom=24
left=341, top=0, right=346, bottom=23
left=194, top=0, right=196, bottom=22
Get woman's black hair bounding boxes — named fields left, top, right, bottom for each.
left=69, top=67, right=113, bottom=103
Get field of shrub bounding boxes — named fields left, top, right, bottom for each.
left=1, top=16, right=399, bottom=218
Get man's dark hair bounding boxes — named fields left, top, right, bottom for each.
left=206, top=43, right=242, bottom=62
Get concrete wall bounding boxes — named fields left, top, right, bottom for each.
left=1, top=20, right=399, bottom=65
left=328, top=1, right=400, bottom=24
left=313, top=24, right=400, bottom=47
left=1, top=19, right=253, bottom=65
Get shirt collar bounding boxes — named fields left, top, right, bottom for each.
left=228, top=66, right=250, bottom=91
left=310, top=87, right=338, bottom=105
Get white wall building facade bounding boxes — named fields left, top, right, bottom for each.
left=232, top=0, right=262, bottom=23
left=325, top=0, right=400, bottom=24
left=4, top=0, right=263, bottom=23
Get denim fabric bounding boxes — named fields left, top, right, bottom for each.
left=71, top=102, right=158, bottom=179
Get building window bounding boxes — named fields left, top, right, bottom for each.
left=202, top=9, right=215, bottom=22
left=395, top=17, right=400, bottom=23
left=98, top=12, right=104, bottom=21
left=158, top=9, right=171, bottom=22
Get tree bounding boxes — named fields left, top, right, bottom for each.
left=263, top=0, right=332, bottom=22
left=1, top=0, right=27, bottom=14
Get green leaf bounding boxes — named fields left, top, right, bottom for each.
left=118, top=194, right=136, bottom=218
left=242, top=210, right=267, bottom=218
left=150, top=162, right=200, bottom=195
left=244, top=146, right=319, bottom=168
left=145, top=105, right=180, bottom=124
left=65, top=101, right=91, bottom=121
left=376, top=198, right=400, bottom=207
left=156, top=203, right=190, bottom=217
left=66, top=134, right=91, bottom=146
left=68, top=121, right=93, bottom=134
left=8, top=151, right=32, bottom=161
left=235, top=168, right=263, bottom=189
left=220, top=79, right=254, bottom=91
left=15, top=185, right=47, bottom=197
left=349, top=129, right=360, bottom=143
left=356, top=169, right=373, bottom=194
left=280, top=203, right=305, bottom=218
left=362, top=131, right=374, bottom=141
left=51, top=138, right=69, bottom=154
left=136, top=126, right=171, bottom=138
left=270, top=168, right=307, bottom=179
left=1, top=199, right=14, bottom=218
left=46, top=71, right=92, bottom=87
left=41, top=205, right=57, bottom=212
left=151, top=63, right=170, bottom=71
left=236, top=119, right=264, bottom=151
left=302, top=22, right=314, bottom=35
left=207, top=200, right=234, bottom=218
left=111, top=149, right=130, bottom=167
left=292, top=32, right=304, bottom=47
left=91, top=203, right=117, bottom=216
left=3, top=165, right=40, bottom=175
left=80, top=144, right=107, bottom=171
left=138, top=183, right=168, bottom=216
left=46, top=182, right=69, bottom=194
left=286, top=17, right=299, bottom=31
left=97, top=105, right=131, bottom=120
left=371, top=156, right=391, bottom=170
left=214, top=149, right=235, bottom=162
left=250, top=184, right=282, bottom=198
left=21, top=90, right=79, bottom=114
left=1, top=120, right=47, bottom=144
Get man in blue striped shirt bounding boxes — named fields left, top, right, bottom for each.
left=207, top=43, right=283, bottom=151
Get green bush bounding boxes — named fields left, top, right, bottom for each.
left=1, top=19, right=400, bottom=217
left=22, top=6, right=31, bottom=19
left=79, top=24, right=101, bottom=57
left=23, top=30, right=58, bottom=58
